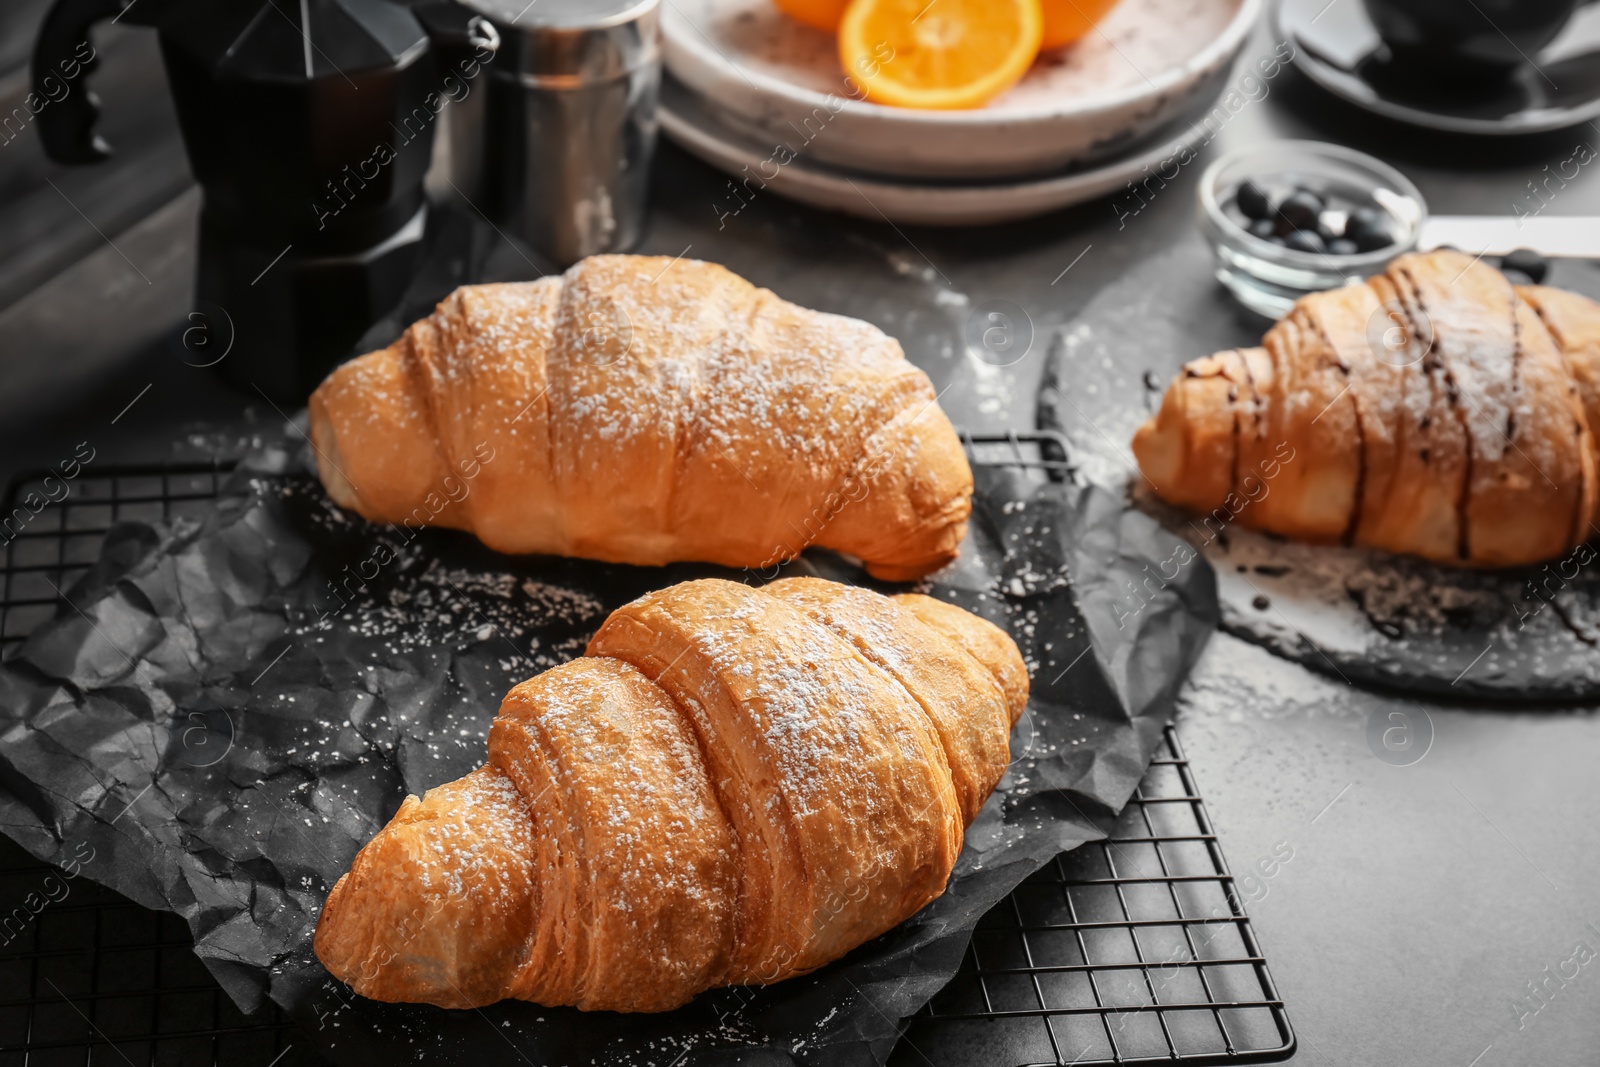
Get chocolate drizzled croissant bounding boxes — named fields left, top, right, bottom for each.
left=1135, top=250, right=1600, bottom=567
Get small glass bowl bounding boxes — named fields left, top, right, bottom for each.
left=1198, top=141, right=1428, bottom=320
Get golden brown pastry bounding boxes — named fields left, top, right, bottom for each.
left=312, top=577, right=1027, bottom=1012
left=307, top=255, right=972, bottom=582
left=1133, top=250, right=1600, bottom=567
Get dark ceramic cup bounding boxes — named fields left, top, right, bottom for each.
left=1362, top=0, right=1597, bottom=76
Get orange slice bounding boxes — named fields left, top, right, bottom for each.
left=772, top=0, right=850, bottom=32
left=839, top=0, right=1044, bottom=110
left=1039, top=0, right=1120, bottom=49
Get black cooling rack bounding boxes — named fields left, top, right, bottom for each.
left=0, top=437, right=1292, bottom=1067
left=900, top=433, right=1294, bottom=1067
left=0, top=463, right=322, bottom=1066
left=893, top=730, right=1294, bottom=1067
left=0, top=835, right=319, bottom=1067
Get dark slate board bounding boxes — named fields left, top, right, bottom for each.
left=1037, top=231, right=1600, bottom=702
left=0, top=431, right=1215, bottom=1067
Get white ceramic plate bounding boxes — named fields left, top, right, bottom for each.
left=662, top=0, right=1260, bottom=180
left=661, top=76, right=1217, bottom=227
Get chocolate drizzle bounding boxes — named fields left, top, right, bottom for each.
left=1524, top=296, right=1595, bottom=552
left=1239, top=346, right=1267, bottom=442
left=1229, top=371, right=1242, bottom=507
left=1548, top=595, right=1600, bottom=647
left=1310, top=312, right=1367, bottom=548
left=1506, top=276, right=1523, bottom=439
left=1226, top=347, right=1265, bottom=507
left=1399, top=266, right=1474, bottom=561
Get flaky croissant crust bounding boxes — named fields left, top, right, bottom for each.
left=308, top=255, right=973, bottom=581
left=312, top=577, right=1028, bottom=1013
left=1134, top=250, right=1600, bottom=568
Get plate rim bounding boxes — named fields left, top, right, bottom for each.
left=661, top=81, right=1221, bottom=224
left=663, top=0, right=1263, bottom=127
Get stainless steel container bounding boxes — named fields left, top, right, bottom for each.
left=434, top=0, right=660, bottom=266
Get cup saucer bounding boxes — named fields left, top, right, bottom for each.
left=1276, top=0, right=1600, bottom=135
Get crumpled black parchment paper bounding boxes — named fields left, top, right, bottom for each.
left=0, top=433, right=1215, bottom=1066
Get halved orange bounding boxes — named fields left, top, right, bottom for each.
left=839, top=0, right=1044, bottom=110
left=772, top=0, right=851, bottom=33
left=1039, top=0, right=1120, bottom=49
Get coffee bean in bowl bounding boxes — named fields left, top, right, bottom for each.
left=1198, top=141, right=1427, bottom=319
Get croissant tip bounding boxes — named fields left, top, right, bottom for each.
left=1131, top=414, right=1180, bottom=497
left=307, top=402, right=361, bottom=513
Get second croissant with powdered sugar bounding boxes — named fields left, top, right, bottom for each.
left=313, top=577, right=1029, bottom=1012
left=308, top=255, right=973, bottom=581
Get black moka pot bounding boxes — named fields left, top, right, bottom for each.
left=32, top=0, right=445, bottom=401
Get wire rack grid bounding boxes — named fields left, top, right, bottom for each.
left=894, top=729, right=1295, bottom=1067
left=0, top=462, right=321, bottom=1067
left=0, top=436, right=1292, bottom=1067
left=897, top=433, right=1295, bottom=1066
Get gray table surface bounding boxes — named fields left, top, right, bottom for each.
left=2, top=11, right=1599, bottom=1067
